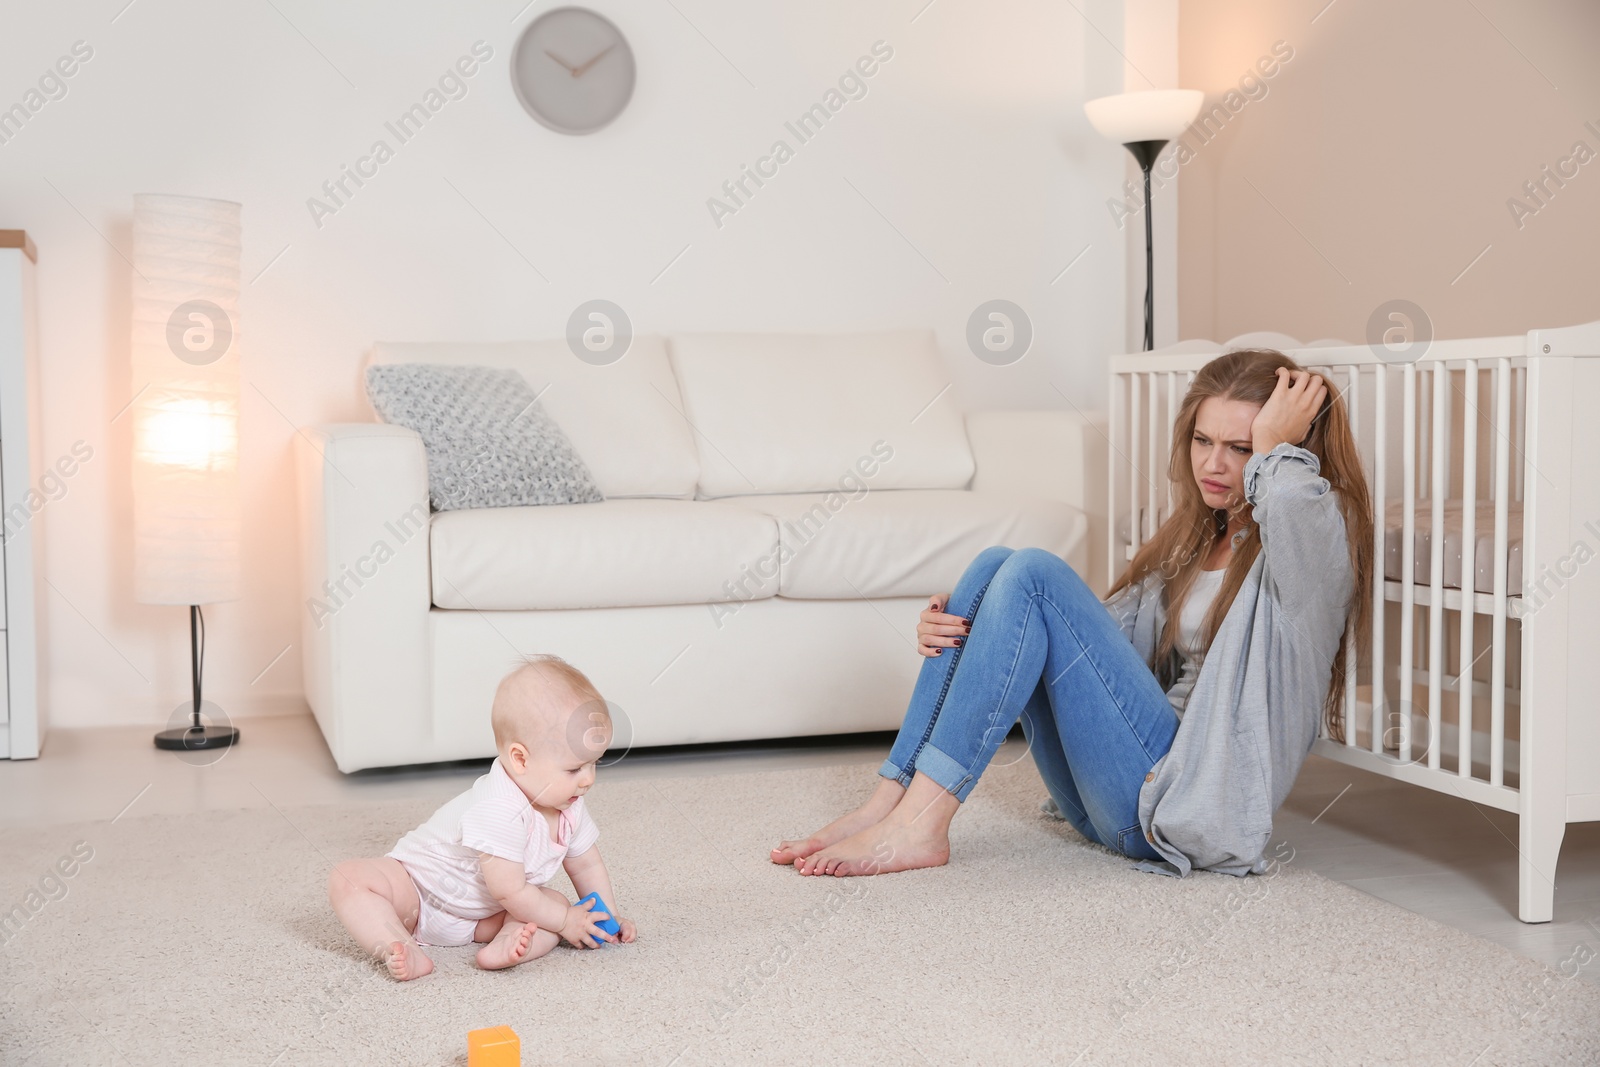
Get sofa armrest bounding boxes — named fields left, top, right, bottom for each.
left=294, top=423, right=434, bottom=771
left=966, top=409, right=1109, bottom=594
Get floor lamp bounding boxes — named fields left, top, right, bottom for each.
left=131, top=194, right=243, bottom=753
left=1084, top=89, right=1204, bottom=351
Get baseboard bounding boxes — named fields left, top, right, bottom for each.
left=46, top=692, right=311, bottom=731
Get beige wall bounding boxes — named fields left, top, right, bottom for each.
left=1176, top=0, right=1600, bottom=345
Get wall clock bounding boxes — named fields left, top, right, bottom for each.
left=510, top=7, right=636, bottom=135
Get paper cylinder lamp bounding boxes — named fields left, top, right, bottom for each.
left=130, top=194, right=242, bottom=606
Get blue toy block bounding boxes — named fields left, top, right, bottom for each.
left=575, top=891, right=621, bottom=939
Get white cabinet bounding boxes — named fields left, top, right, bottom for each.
left=0, top=230, right=45, bottom=759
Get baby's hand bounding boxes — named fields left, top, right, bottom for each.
left=616, top=917, right=637, bottom=944
left=559, top=897, right=614, bottom=949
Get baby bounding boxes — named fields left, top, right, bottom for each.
left=328, top=655, right=636, bottom=980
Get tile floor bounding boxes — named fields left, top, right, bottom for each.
left=3, top=713, right=1597, bottom=983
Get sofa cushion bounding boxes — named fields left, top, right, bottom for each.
left=364, top=364, right=604, bottom=511
left=729, top=489, right=1087, bottom=599
left=429, top=499, right=778, bottom=610
left=368, top=337, right=698, bottom=499
left=666, top=330, right=975, bottom=498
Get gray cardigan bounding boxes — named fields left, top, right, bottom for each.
left=1104, top=442, right=1355, bottom=877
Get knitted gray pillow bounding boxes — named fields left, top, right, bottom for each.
left=364, top=363, right=604, bottom=511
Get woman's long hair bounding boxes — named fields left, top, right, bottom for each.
left=1104, top=349, right=1373, bottom=741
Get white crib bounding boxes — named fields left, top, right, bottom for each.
left=1107, top=319, right=1600, bottom=923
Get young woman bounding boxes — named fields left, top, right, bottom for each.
left=770, top=350, right=1373, bottom=878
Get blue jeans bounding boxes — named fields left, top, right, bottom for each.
left=879, top=546, right=1180, bottom=860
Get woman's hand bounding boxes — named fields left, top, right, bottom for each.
left=1251, top=367, right=1328, bottom=454
left=916, top=594, right=969, bottom=657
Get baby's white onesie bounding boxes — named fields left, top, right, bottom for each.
left=386, top=756, right=599, bottom=946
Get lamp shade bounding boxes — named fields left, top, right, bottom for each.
left=130, top=194, right=242, bottom=606
left=1083, top=89, right=1205, bottom=144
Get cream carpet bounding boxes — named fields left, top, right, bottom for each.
left=3, top=755, right=1597, bottom=1067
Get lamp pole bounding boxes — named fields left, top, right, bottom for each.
left=1122, top=139, right=1167, bottom=352
left=1083, top=90, right=1203, bottom=355
left=153, top=605, right=238, bottom=750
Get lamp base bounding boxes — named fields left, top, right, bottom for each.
left=154, top=724, right=240, bottom=751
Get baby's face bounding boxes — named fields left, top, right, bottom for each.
left=519, top=742, right=599, bottom=813
left=505, top=690, right=612, bottom=813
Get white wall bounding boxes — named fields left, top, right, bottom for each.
left=0, top=0, right=1171, bottom=730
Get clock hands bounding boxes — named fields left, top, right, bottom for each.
left=544, top=48, right=578, bottom=73
left=571, top=43, right=616, bottom=77
left=542, top=42, right=613, bottom=78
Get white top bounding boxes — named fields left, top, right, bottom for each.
left=1165, top=567, right=1227, bottom=717
left=386, top=757, right=600, bottom=920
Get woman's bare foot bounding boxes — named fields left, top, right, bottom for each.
left=475, top=921, right=539, bottom=970
left=770, top=779, right=906, bottom=865
left=797, top=774, right=958, bottom=877
left=384, top=939, right=434, bottom=981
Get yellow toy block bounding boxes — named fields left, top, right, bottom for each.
left=467, top=1026, right=520, bottom=1067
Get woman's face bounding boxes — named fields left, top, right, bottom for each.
left=1190, top=395, right=1262, bottom=515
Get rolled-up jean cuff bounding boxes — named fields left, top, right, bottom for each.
left=910, top=743, right=979, bottom=802
left=877, top=758, right=912, bottom=788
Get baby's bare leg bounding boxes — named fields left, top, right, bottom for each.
left=475, top=887, right=564, bottom=970
left=472, top=911, right=509, bottom=943
left=327, top=857, right=434, bottom=981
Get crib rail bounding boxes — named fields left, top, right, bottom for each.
left=1108, top=335, right=1554, bottom=811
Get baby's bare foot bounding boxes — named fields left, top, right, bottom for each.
left=475, top=921, right=539, bottom=970
left=770, top=786, right=903, bottom=865
left=797, top=813, right=950, bottom=877
left=384, top=939, right=434, bottom=981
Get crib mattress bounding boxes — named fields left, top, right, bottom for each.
left=1383, top=499, right=1523, bottom=596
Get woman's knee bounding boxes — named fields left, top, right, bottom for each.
left=968, top=545, right=1015, bottom=579
left=995, top=547, right=1090, bottom=597
left=951, top=546, right=1015, bottom=602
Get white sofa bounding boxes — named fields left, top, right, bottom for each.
left=295, top=329, right=1104, bottom=772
